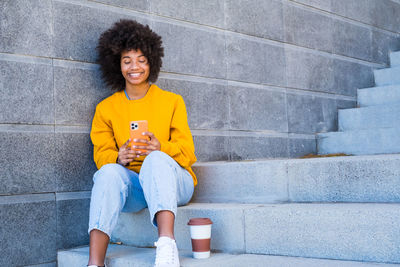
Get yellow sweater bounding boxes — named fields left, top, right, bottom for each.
left=90, top=84, right=197, bottom=186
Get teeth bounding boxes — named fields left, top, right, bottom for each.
left=129, top=73, right=141, bottom=77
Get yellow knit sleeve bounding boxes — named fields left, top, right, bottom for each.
left=90, top=104, right=119, bottom=169
left=159, top=95, right=197, bottom=168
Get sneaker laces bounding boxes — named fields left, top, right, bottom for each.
left=154, top=237, right=179, bottom=267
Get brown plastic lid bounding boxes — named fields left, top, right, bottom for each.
left=187, top=217, right=213, bottom=226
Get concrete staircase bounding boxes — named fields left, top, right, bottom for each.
left=318, top=51, right=400, bottom=155
left=58, top=52, right=400, bottom=266
left=58, top=154, right=400, bottom=266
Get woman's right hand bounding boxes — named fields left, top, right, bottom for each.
left=117, top=139, right=138, bottom=166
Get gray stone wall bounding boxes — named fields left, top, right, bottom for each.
left=1, top=0, right=399, bottom=266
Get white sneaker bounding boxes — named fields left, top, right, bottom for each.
left=154, top=236, right=180, bottom=267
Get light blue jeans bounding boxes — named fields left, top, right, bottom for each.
left=88, top=151, right=194, bottom=238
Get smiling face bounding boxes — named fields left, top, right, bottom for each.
left=120, top=49, right=150, bottom=88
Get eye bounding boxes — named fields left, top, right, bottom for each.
left=124, top=61, right=130, bottom=65
left=138, top=56, right=148, bottom=64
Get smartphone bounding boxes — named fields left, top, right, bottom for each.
left=129, top=120, right=149, bottom=153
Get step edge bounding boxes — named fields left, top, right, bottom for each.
left=194, top=152, right=400, bottom=166
left=374, top=65, right=400, bottom=73
left=339, top=103, right=400, bottom=114
left=57, top=245, right=400, bottom=266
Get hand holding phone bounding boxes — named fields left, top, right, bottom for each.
left=129, top=120, right=150, bottom=153
left=117, top=139, right=137, bottom=166
left=134, top=131, right=161, bottom=156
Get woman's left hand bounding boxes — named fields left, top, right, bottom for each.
left=133, top=131, right=161, bottom=156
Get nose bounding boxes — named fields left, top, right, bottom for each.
left=129, top=61, right=140, bottom=70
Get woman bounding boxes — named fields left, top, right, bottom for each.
left=87, top=19, right=197, bottom=267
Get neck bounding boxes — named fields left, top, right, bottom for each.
left=125, top=82, right=151, bottom=100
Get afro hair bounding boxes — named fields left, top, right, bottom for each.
left=97, top=19, right=164, bottom=91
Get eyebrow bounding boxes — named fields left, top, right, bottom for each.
left=122, top=55, right=146, bottom=59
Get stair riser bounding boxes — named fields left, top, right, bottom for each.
left=246, top=204, right=400, bottom=263
left=374, top=67, right=400, bottom=86
left=111, top=204, right=248, bottom=253
left=192, top=161, right=288, bottom=204
left=110, top=203, right=400, bottom=263
left=338, top=105, right=400, bottom=131
left=390, top=51, right=400, bottom=67
left=58, top=252, right=88, bottom=267
left=318, top=128, right=400, bottom=155
left=193, top=155, right=400, bottom=203
left=357, top=86, right=400, bottom=107
left=288, top=155, right=400, bottom=203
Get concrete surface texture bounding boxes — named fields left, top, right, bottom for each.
left=1, top=0, right=400, bottom=266
left=391, top=51, right=400, bottom=66
left=191, top=154, right=400, bottom=203
left=58, top=201, right=400, bottom=265
left=107, top=202, right=400, bottom=263
left=358, top=85, right=400, bottom=107
left=58, top=245, right=400, bottom=267
left=318, top=50, right=400, bottom=155
left=374, top=66, right=400, bottom=86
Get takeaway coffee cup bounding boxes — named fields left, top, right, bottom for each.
left=187, top=218, right=213, bottom=259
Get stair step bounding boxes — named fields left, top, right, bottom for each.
left=111, top=203, right=252, bottom=253
left=192, top=160, right=288, bottom=204
left=61, top=203, right=400, bottom=264
left=317, top=127, right=400, bottom=155
left=390, top=51, right=400, bottom=67
left=358, top=85, right=400, bottom=107
left=338, top=103, right=400, bottom=131
left=110, top=202, right=400, bottom=263
left=245, top=203, right=400, bottom=263
left=192, top=154, right=400, bottom=203
left=58, top=245, right=400, bottom=267
left=286, top=154, right=400, bottom=203
left=374, top=66, right=400, bottom=86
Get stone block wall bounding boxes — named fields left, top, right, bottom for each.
left=1, top=0, right=399, bottom=266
